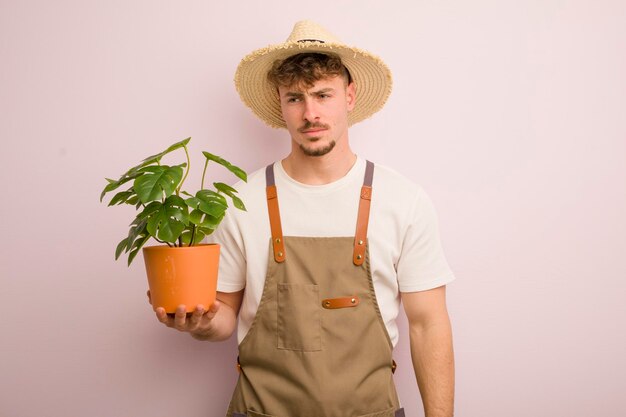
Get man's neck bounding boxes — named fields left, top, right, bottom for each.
left=281, top=144, right=357, bottom=185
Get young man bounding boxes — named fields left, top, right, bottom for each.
left=152, top=21, right=455, bottom=417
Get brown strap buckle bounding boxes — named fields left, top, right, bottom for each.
left=265, top=165, right=285, bottom=263
left=353, top=185, right=372, bottom=265
left=321, top=295, right=360, bottom=309
left=266, top=161, right=374, bottom=265
left=353, top=161, right=374, bottom=266
left=266, top=182, right=286, bottom=263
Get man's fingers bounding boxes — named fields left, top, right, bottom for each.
left=155, top=307, right=170, bottom=325
left=204, top=300, right=220, bottom=320
left=189, top=305, right=205, bottom=325
left=173, top=305, right=188, bottom=327
left=154, top=303, right=218, bottom=333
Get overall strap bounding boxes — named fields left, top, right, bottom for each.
left=266, top=164, right=286, bottom=263
left=266, top=161, right=374, bottom=265
left=353, top=160, right=374, bottom=266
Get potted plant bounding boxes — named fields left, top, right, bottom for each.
left=100, top=137, right=247, bottom=313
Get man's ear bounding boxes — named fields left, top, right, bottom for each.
left=346, top=82, right=356, bottom=111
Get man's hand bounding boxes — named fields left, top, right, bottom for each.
left=158, top=302, right=221, bottom=333
left=147, top=289, right=243, bottom=341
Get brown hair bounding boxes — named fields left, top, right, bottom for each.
left=267, top=52, right=352, bottom=90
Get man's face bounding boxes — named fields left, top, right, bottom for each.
left=278, top=75, right=356, bottom=157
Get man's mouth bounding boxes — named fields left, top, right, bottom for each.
left=299, top=123, right=329, bottom=134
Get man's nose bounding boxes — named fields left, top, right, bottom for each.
left=302, top=98, right=320, bottom=122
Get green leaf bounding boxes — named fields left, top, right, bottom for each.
left=100, top=171, right=142, bottom=202
left=189, top=208, right=224, bottom=229
left=104, top=138, right=190, bottom=198
left=180, top=228, right=207, bottom=246
left=186, top=188, right=228, bottom=229
left=228, top=194, right=246, bottom=211
left=134, top=165, right=184, bottom=203
left=213, top=182, right=237, bottom=194
left=136, top=201, right=162, bottom=220
left=202, top=151, right=247, bottom=182
left=115, top=237, right=129, bottom=260
left=182, top=225, right=219, bottom=245
left=144, top=196, right=189, bottom=243
left=180, top=230, right=193, bottom=246
left=108, top=189, right=136, bottom=206
left=196, top=189, right=228, bottom=206
left=185, top=196, right=201, bottom=209
left=141, top=137, right=191, bottom=166
left=214, top=182, right=246, bottom=211
left=186, top=190, right=228, bottom=217
left=124, top=218, right=149, bottom=250
left=128, top=233, right=151, bottom=265
left=197, top=226, right=216, bottom=235
left=193, top=230, right=207, bottom=244
left=115, top=218, right=149, bottom=263
left=101, top=138, right=193, bottom=204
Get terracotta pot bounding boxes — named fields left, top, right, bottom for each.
left=142, top=244, right=220, bottom=313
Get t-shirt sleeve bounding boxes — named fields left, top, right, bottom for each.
left=206, top=209, right=247, bottom=293
left=396, top=188, right=456, bottom=292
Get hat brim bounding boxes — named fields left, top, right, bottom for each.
left=234, top=41, right=393, bottom=129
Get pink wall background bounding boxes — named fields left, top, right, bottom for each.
left=1, top=1, right=624, bottom=416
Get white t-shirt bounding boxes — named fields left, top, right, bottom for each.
left=208, top=157, right=455, bottom=347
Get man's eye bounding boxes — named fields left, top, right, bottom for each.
left=287, top=97, right=300, bottom=103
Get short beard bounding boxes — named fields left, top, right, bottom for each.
left=300, top=140, right=336, bottom=157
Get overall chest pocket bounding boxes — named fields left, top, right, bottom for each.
left=277, top=283, right=321, bottom=351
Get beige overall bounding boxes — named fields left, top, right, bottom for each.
left=227, top=162, right=404, bottom=417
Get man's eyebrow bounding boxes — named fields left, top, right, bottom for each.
left=283, top=88, right=336, bottom=97
left=312, top=88, right=334, bottom=95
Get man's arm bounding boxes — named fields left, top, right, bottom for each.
left=150, top=290, right=244, bottom=342
left=401, top=285, right=455, bottom=417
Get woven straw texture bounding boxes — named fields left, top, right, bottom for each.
left=234, top=20, right=393, bottom=129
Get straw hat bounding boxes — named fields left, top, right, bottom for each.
left=234, top=20, right=393, bottom=129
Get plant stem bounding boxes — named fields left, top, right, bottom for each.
left=201, top=157, right=209, bottom=190
left=153, top=237, right=173, bottom=247
left=189, top=225, right=196, bottom=247
left=177, top=143, right=191, bottom=195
